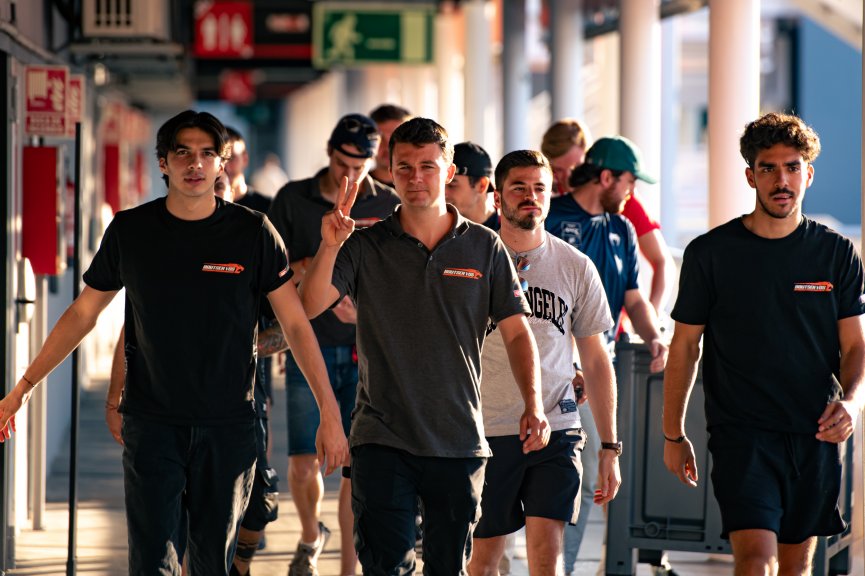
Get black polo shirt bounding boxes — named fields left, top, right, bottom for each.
left=331, top=206, right=530, bottom=457
left=268, top=169, right=400, bottom=347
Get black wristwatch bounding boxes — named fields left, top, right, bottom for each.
left=600, top=441, right=623, bottom=456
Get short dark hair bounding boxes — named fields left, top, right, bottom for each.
left=569, top=162, right=623, bottom=189
left=155, top=111, right=229, bottom=187
left=494, top=150, right=551, bottom=191
left=369, top=104, right=412, bottom=125
left=739, top=112, right=821, bottom=168
left=225, top=125, right=244, bottom=145
left=389, top=117, right=454, bottom=166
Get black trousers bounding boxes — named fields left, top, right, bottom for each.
left=351, top=444, right=486, bottom=575
left=122, top=415, right=256, bottom=575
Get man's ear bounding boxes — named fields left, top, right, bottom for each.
left=476, top=176, right=491, bottom=195
left=806, top=163, right=815, bottom=188
left=745, top=166, right=756, bottom=189
left=445, top=162, right=456, bottom=184
left=599, top=168, right=615, bottom=187
left=158, top=157, right=168, bottom=174
left=493, top=190, right=502, bottom=210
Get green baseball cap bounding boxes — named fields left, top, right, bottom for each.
left=585, top=136, right=657, bottom=184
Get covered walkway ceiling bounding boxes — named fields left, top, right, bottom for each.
left=65, top=0, right=861, bottom=111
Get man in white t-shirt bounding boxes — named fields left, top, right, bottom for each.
left=468, top=150, right=621, bottom=576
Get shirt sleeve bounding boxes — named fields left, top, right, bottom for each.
left=621, top=192, right=660, bottom=238
left=670, top=240, right=712, bottom=325
left=488, top=235, right=531, bottom=323
left=259, top=216, right=294, bottom=295
left=82, top=216, right=124, bottom=291
left=836, top=238, right=865, bottom=320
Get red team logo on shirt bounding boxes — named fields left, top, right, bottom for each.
left=793, top=281, right=833, bottom=293
left=442, top=268, right=483, bottom=280
left=202, top=262, right=245, bottom=274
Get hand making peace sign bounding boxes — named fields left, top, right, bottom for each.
left=321, top=176, right=359, bottom=248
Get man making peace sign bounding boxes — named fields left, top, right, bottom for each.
left=300, top=117, right=550, bottom=574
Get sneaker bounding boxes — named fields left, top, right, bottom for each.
left=288, top=522, right=331, bottom=576
left=650, top=564, right=680, bottom=576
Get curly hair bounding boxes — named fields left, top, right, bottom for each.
left=739, top=112, right=821, bottom=167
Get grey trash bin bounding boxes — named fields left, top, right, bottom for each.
left=606, top=341, right=853, bottom=576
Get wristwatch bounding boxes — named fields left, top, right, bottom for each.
left=600, top=441, right=623, bottom=456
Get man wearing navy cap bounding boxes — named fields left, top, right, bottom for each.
left=268, top=113, right=400, bottom=576
left=445, top=141, right=499, bottom=230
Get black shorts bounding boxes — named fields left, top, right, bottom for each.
left=473, top=429, right=585, bottom=539
left=708, top=425, right=846, bottom=544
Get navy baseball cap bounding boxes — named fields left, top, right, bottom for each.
left=585, top=136, right=657, bottom=184
left=453, top=141, right=494, bottom=192
left=328, top=114, right=381, bottom=159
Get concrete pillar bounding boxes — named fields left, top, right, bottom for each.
left=619, top=0, right=661, bottom=218
left=502, top=0, right=529, bottom=152
left=436, top=2, right=464, bottom=139
left=708, top=0, right=760, bottom=228
left=463, top=0, right=491, bottom=144
left=549, top=0, right=584, bottom=122
left=660, top=17, right=680, bottom=243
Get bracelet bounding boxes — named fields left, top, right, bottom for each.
left=21, top=375, right=36, bottom=389
left=664, top=434, right=686, bottom=443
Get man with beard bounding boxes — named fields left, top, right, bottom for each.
left=664, top=112, right=865, bottom=575
left=545, top=136, right=668, bottom=574
left=545, top=136, right=666, bottom=360
left=469, top=150, right=620, bottom=576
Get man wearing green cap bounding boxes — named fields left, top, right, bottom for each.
left=546, top=135, right=665, bottom=358
left=545, top=135, right=669, bottom=574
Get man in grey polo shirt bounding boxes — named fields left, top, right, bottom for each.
left=300, top=117, right=550, bottom=574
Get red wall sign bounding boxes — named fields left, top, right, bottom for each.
left=194, top=1, right=254, bottom=58
left=24, top=66, right=69, bottom=137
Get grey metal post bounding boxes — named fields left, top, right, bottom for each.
left=549, top=0, right=584, bottom=122
left=502, top=0, right=529, bottom=152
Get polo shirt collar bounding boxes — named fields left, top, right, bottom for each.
left=383, top=204, right=471, bottom=238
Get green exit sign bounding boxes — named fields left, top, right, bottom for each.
left=313, top=2, right=435, bottom=68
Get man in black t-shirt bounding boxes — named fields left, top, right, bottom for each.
left=663, top=112, right=865, bottom=575
left=0, top=110, right=348, bottom=575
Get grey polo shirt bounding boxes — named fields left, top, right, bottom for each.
left=331, top=205, right=530, bottom=458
